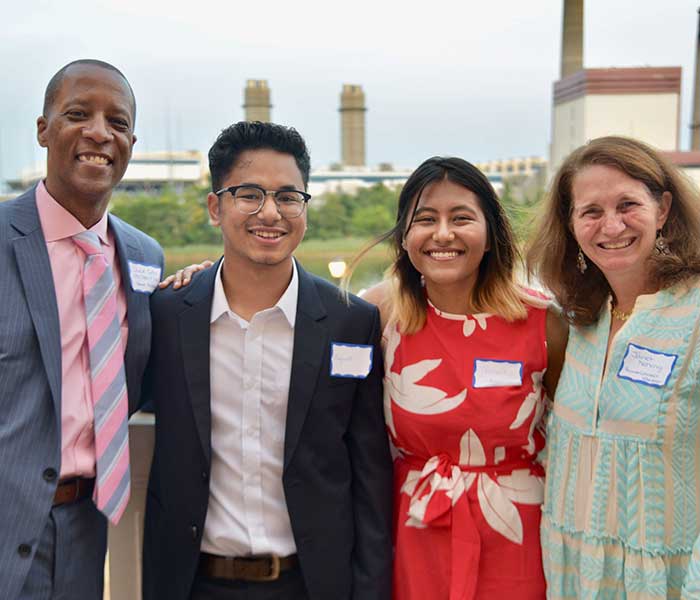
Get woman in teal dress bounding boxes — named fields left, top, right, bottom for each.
left=527, top=136, right=700, bottom=599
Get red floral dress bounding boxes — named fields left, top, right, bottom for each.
left=384, top=302, right=548, bottom=600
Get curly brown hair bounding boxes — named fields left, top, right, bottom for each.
left=526, top=136, right=700, bottom=326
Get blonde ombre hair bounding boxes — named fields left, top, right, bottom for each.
left=348, top=157, right=539, bottom=334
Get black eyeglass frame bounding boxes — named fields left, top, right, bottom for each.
left=214, top=184, right=311, bottom=217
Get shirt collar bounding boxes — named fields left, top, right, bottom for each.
left=210, top=259, right=298, bottom=327
left=35, top=180, right=111, bottom=245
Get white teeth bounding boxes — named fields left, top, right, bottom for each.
left=253, top=231, right=283, bottom=239
left=428, top=251, right=459, bottom=259
left=78, top=155, right=109, bottom=165
left=600, top=239, right=633, bottom=250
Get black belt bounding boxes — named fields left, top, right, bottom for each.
left=198, top=552, right=298, bottom=582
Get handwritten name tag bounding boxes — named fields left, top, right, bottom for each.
left=473, top=359, right=523, bottom=388
left=128, top=261, right=162, bottom=294
left=617, top=343, right=677, bottom=388
left=330, top=343, right=373, bottom=379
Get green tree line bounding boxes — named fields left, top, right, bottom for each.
left=110, top=184, right=221, bottom=247
left=109, top=181, right=541, bottom=247
left=305, top=184, right=398, bottom=240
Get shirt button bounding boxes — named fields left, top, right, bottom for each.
left=191, top=525, right=199, bottom=540
left=43, top=468, right=57, bottom=482
left=244, top=378, right=254, bottom=390
left=17, top=544, right=31, bottom=558
left=201, top=471, right=208, bottom=482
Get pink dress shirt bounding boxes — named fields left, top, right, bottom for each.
left=35, top=181, right=129, bottom=479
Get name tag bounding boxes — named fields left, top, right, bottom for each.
left=617, top=343, right=677, bottom=388
left=330, top=343, right=373, bottom=379
left=473, top=359, right=523, bottom=388
left=128, top=261, right=162, bottom=294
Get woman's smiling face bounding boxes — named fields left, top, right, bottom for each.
left=403, top=178, right=489, bottom=294
left=570, top=164, right=671, bottom=286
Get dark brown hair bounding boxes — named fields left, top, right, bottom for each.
left=348, top=156, right=532, bottom=333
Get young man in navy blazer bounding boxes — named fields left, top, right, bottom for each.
left=142, top=121, right=393, bottom=600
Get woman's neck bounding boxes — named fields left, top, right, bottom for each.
left=607, top=273, right=657, bottom=313
left=425, top=279, right=477, bottom=315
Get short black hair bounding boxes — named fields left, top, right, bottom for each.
left=43, top=59, right=136, bottom=120
left=208, top=121, right=311, bottom=192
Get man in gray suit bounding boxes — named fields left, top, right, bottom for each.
left=0, top=59, right=163, bottom=599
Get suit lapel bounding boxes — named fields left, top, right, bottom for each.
left=284, top=263, right=328, bottom=469
left=179, top=261, right=219, bottom=466
left=110, top=215, right=147, bottom=413
left=10, top=189, right=62, bottom=419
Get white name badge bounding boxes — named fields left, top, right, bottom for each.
left=617, top=343, right=678, bottom=388
left=128, top=261, right=162, bottom=294
left=473, top=359, right=523, bottom=388
left=330, top=343, right=373, bottom=379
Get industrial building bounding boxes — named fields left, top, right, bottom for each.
left=7, top=150, right=207, bottom=194
left=550, top=67, right=682, bottom=171
left=7, top=5, right=700, bottom=201
left=243, top=79, right=272, bottom=122
left=550, top=0, right=700, bottom=176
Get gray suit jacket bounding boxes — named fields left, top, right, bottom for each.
left=0, top=186, right=163, bottom=600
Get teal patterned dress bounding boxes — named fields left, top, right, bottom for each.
left=541, top=278, right=700, bottom=599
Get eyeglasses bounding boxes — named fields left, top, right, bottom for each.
left=214, top=184, right=311, bottom=218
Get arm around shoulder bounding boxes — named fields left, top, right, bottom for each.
left=360, top=279, right=392, bottom=332
left=543, top=306, right=569, bottom=397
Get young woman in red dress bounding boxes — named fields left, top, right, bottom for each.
left=360, top=157, right=568, bottom=600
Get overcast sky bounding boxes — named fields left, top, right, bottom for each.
left=1, top=0, right=698, bottom=186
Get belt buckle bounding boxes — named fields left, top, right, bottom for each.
left=255, top=554, right=281, bottom=582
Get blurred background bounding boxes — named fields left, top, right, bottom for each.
left=3, top=0, right=699, bottom=293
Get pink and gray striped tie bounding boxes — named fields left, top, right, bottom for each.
left=73, top=231, right=130, bottom=525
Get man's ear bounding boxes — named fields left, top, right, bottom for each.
left=125, top=134, right=137, bottom=163
left=207, top=192, right=221, bottom=227
left=37, top=116, right=48, bottom=148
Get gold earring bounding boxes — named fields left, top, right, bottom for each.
left=655, top=230, right=670, bottom=255
left=577, top=247, right=588, bottom=274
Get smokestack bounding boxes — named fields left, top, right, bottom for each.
left=692, top=7, right=700, bottom=150
left=561, top=0, right=584, bottom=78
left=339, top=84, right=366, bottom=167
left=243, top=80, right=272, bottom=122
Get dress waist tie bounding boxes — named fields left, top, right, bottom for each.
left=400, top=453, right=542, bottom=600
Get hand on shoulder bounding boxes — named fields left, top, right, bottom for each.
left=159, top=260, right=214, bottom=290
left=360, top=280, right=392, bottom=331
left=544, top=306, right=569, bottom=397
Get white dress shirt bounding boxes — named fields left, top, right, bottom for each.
left=201, top=260, right=298, bottom=557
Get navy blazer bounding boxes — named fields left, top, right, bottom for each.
left=0, top=186, right=163, bottom=600
left=142, top=259, right=393, bottom=600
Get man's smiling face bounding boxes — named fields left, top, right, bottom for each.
left=37, top=63, right=136, bottom=209
left=207, top=148, right=308, bottom=271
